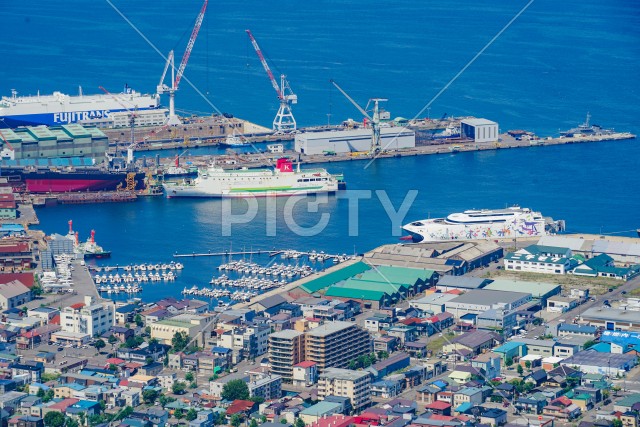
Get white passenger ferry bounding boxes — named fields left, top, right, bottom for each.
left=163, top=158, right=344, bottom=198
left=402, top=206, right=564, bottom=242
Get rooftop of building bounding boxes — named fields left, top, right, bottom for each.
left=320, top=367, right=370, bottom=381
left=306, top=321, right=358, bottom=338
left=448, top=289, right=530, bottom=306
left=483, top=280, right=561, bottom=298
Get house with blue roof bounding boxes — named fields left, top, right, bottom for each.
left=589, top=342, right=611, bottom=353
left=557, top=323, right=598, bottom=338
left=371, top=380, right=402, bottom=399
left=66, top=400, right=101, bottom=417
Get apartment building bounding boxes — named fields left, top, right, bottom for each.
left=318, top=368, right=371, bottom=411
left=60, top=296, right=114, bottom=336
left=150, top=313, right=215, bottom=346
left=268, top=329, right=305, bottom=382
left=305, top=321, right=372, bottom=371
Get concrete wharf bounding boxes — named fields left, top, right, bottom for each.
left=153, top=131, right=636, bottom=172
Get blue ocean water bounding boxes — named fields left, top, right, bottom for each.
left=2, top=0, right=639, bottom=301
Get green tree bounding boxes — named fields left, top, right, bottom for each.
left=221, top=379, right=250, bottom=401
left=159, top=395, right=176, bottom=406
left=377, top=351, right=389, bottom=360
left=250, top=396, right=265, bottom=404
left=142, top=389, right=159, bottom=404
left=250, top=419, right=259, bottom=427
left=505, top=358, right=513, bottom=367
left=108, top=335, right=118, bottom=345
left=525, top=360, right=531, bottom=369
left=115, top=406, right=134, bottom=421
left=186, top=409, right=198, bottom=421
left=584, top=340, right=597, bottom=349
left=135, top=314, right=144, bottom=327
left=145, top=356, right=155, bottom=365
left=172, top=382, right=187, bottom=395
left=94, top=339, right=106, bottom=352
left=174, top=409, right=184, bottom=420
left=37, top=388, right=45, bottom=398
left=612, top=419, right=623, bottom=427
left=295, top=418, right=306, bottom=427
left=44, top=411, right=65, bottom=427
left=280, top=419, right=288, bottom=424
left=230, top=414, right=242, bottom=427
left=66, top=418, right=79, bottom=427
left=108, top=364, right=118, bottom=372
left=78, top=412, right=86, bottom=427
left=32, top=283, right=44, bottom=296
left=172, top=331, right=190, bottom=352
left=43, top=389, right=55, bottom=403
left=185, top=372, right=194, bottom=382
left=517, top=364, right=524, bottom=376
left=261, top=415, right=268, bottom=423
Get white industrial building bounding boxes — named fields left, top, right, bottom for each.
left=295, top=126, right=415, bottom=155
left=461, top=118, right=499, bottom=143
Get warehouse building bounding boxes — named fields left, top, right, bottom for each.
left=580, top=307, right=640, bottom=332
left=483, top=279, right=561, bottom=306
left=0, top=124, right=108, bottom=160
left=560, top=350, right=637, bottom=376
left=364, top=241, right=503, bottom=275
left=445, top=289, right=532, bottom=319
left=460, top=118, right=499, bottom=143
left=294, top=126, right=415, bottom=155
left=538, top=234, right=640, bottom=264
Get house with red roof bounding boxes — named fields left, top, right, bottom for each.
left=0, top=272, right=35, bottom=288
left=425, top=400, right=451, bottom=416
left=225, top=400, right=256, bottom=418
left=308, top=415, right=354, bottom=427
left=0, top=242, right=33, bottom=270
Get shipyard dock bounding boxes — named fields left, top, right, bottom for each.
left=152, top=129, right=636, bottom=171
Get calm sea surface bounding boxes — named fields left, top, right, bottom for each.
left=2, top=0, right=638, bottom=301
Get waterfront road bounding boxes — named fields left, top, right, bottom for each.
left=26, top=259, right=102, bottom=311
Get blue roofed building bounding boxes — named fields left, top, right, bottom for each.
left=572, top=253, right=640, bottom=281
left=492, top=341, right=526, bottom=362
left=557, top=323, right=598, bottom=338
left=371, top=379, right=402, bottom=399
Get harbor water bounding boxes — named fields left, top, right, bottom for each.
left=35, top=140, right=640, bottom=303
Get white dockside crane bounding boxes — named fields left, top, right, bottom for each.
left=246, top=29, right=297, bottom=133
left=330, top=79, right=387, bottom=154
left=157, top=0, right=208, bottom=126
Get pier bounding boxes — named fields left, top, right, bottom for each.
left=173, top=249, right=283, bottom=258
left=172, top=248, right=349, bottom=261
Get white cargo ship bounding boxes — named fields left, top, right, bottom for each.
left=0, top=85, right=161, bottom=128
left=402, top=206, right=564, bottom=243
left=163, top=158, right=344, bottom=198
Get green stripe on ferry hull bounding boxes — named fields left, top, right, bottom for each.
left=229, top=186, right=324, bottom=193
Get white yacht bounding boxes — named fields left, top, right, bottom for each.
left=402, top=206, right=564, bottom=242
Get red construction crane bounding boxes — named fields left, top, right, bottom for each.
left=158, top=0, right=208, bottom=125
left=245, top=29, right=297, bottom=132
